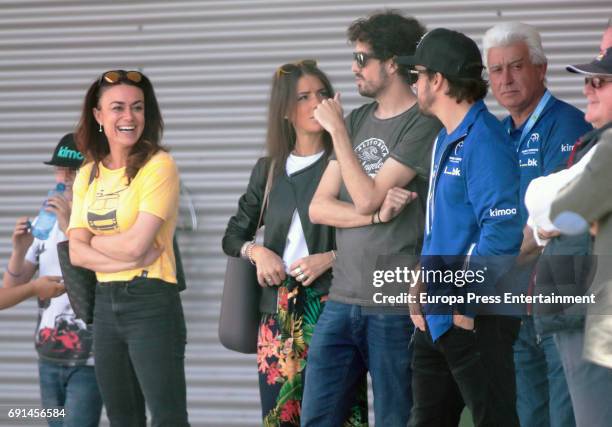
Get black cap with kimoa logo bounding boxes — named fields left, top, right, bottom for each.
left=397, top=28, right=484, bottom=79
left=44, top=133, right=85, bottom=168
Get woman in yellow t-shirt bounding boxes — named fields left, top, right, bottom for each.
left=68, top=70, right=189, bottom=426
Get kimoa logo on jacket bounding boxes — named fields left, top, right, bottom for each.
left=489, top=207, right=517, bottom=217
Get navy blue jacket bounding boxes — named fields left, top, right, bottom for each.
left=502, top=94, right=592, bottom=222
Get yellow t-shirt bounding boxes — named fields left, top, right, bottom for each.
left=69, top=151, right=179, bottom=283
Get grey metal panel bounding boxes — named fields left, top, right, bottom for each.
left=0, top=1, right=609, bottom=426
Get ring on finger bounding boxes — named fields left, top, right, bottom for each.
left=294, top=266, right=303, bottom=275
left=297, top=273, right=305, bottom=281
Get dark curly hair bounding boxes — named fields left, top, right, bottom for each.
left=347, top=10, right=426, bottom=84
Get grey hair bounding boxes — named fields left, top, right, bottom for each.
left=482, top=22, right=547, bottom=67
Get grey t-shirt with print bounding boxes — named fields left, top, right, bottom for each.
left=329, top=102, right=442, bottom=306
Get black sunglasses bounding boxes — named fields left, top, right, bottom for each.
left=584, top=76, right=611, bottom=89
left=353, top=52, right=380, bottom=68
left=98, top=70, right=143, bottom=85
left=276, top=59, right=317, bottom=78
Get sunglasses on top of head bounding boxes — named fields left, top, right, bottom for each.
left=276, top=59, right=318, bottom=78
left=98, top=70, right=143, bottom=86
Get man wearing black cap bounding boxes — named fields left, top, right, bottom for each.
left=524, top=26, right=612, bottom=426
left=551, top=43, right=612, bottom=366
left=398, top=29, right=524, bottom=426
left=2, top=133, right=103, bottom=427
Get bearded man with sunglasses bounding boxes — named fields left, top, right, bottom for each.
left=303, top=11, right=441, bottom=427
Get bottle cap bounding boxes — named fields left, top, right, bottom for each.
left=56, top=183, right=66, bottom=192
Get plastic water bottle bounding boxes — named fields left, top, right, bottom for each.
left=31, top=183, right=66, bottom=240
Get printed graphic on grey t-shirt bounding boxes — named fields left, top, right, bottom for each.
left=355, top=138, right=389, bottom=177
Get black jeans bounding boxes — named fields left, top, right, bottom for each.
left=409, top=316, right=521, bottom=427
left=93, top=278, right=189, bottom=427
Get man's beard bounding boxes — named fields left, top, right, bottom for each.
left=417, top=82, right=436, bottom=117
left=356, top=67, right=389, bottom=98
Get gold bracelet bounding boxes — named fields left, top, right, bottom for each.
left=246, top=243, right=256, bottom=266
left=239, top=241, right=251, bottom=259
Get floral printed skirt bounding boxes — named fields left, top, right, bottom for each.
left=257, top=278, right=368, bottom=427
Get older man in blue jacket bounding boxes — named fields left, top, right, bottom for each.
left=483, top=21, right=592, bottom=427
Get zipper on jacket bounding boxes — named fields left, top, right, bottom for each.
left=426, top=134, right=468, bottom=235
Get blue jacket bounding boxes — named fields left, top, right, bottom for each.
left=502, top=93, right=592, bottom=222
left=421, top=100, right=524, bottom=341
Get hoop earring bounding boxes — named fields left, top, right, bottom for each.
left=98, top=123, right=103, bottom=133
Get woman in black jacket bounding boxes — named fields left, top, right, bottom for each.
left=222, top=60, right=369, bottom=426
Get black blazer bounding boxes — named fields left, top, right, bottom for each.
left=222, top=155, right=335, bottom=313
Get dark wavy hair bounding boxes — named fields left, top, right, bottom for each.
left=266, top=61, right=335, bottom=176
left=347, top=10, right=426, bottom=84
left=75, top=70, right=165, bottom=183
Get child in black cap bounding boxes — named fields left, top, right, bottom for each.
left=2, top=133, right=103, bottom=426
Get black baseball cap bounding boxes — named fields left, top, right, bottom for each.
left=566, top=47, right=612, bottom=76
left=397, top=28, right=484, bottom=79
left=44, top=133, right=85, bottom=168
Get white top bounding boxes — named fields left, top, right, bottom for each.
left=282, top=151, right=325, bottom=272
left=525, top=145, right=599, bottom=245
left=25, top=221, right=94, bottom=365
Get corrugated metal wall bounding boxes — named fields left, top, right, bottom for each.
left=0, top=1, right=609, bottom=425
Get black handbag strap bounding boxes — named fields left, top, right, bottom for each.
left=256, top=159, right=275, bottom=230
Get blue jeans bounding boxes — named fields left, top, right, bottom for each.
left=93, top=278, right=189, bottom=427
left=301, top=301, right=413, bottom=427
left=514, top=317, right=575, bottom=427
left=38, top=360, right=103, bottom=427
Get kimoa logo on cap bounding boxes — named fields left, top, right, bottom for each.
left=58, top=146, right=84, bottom=160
